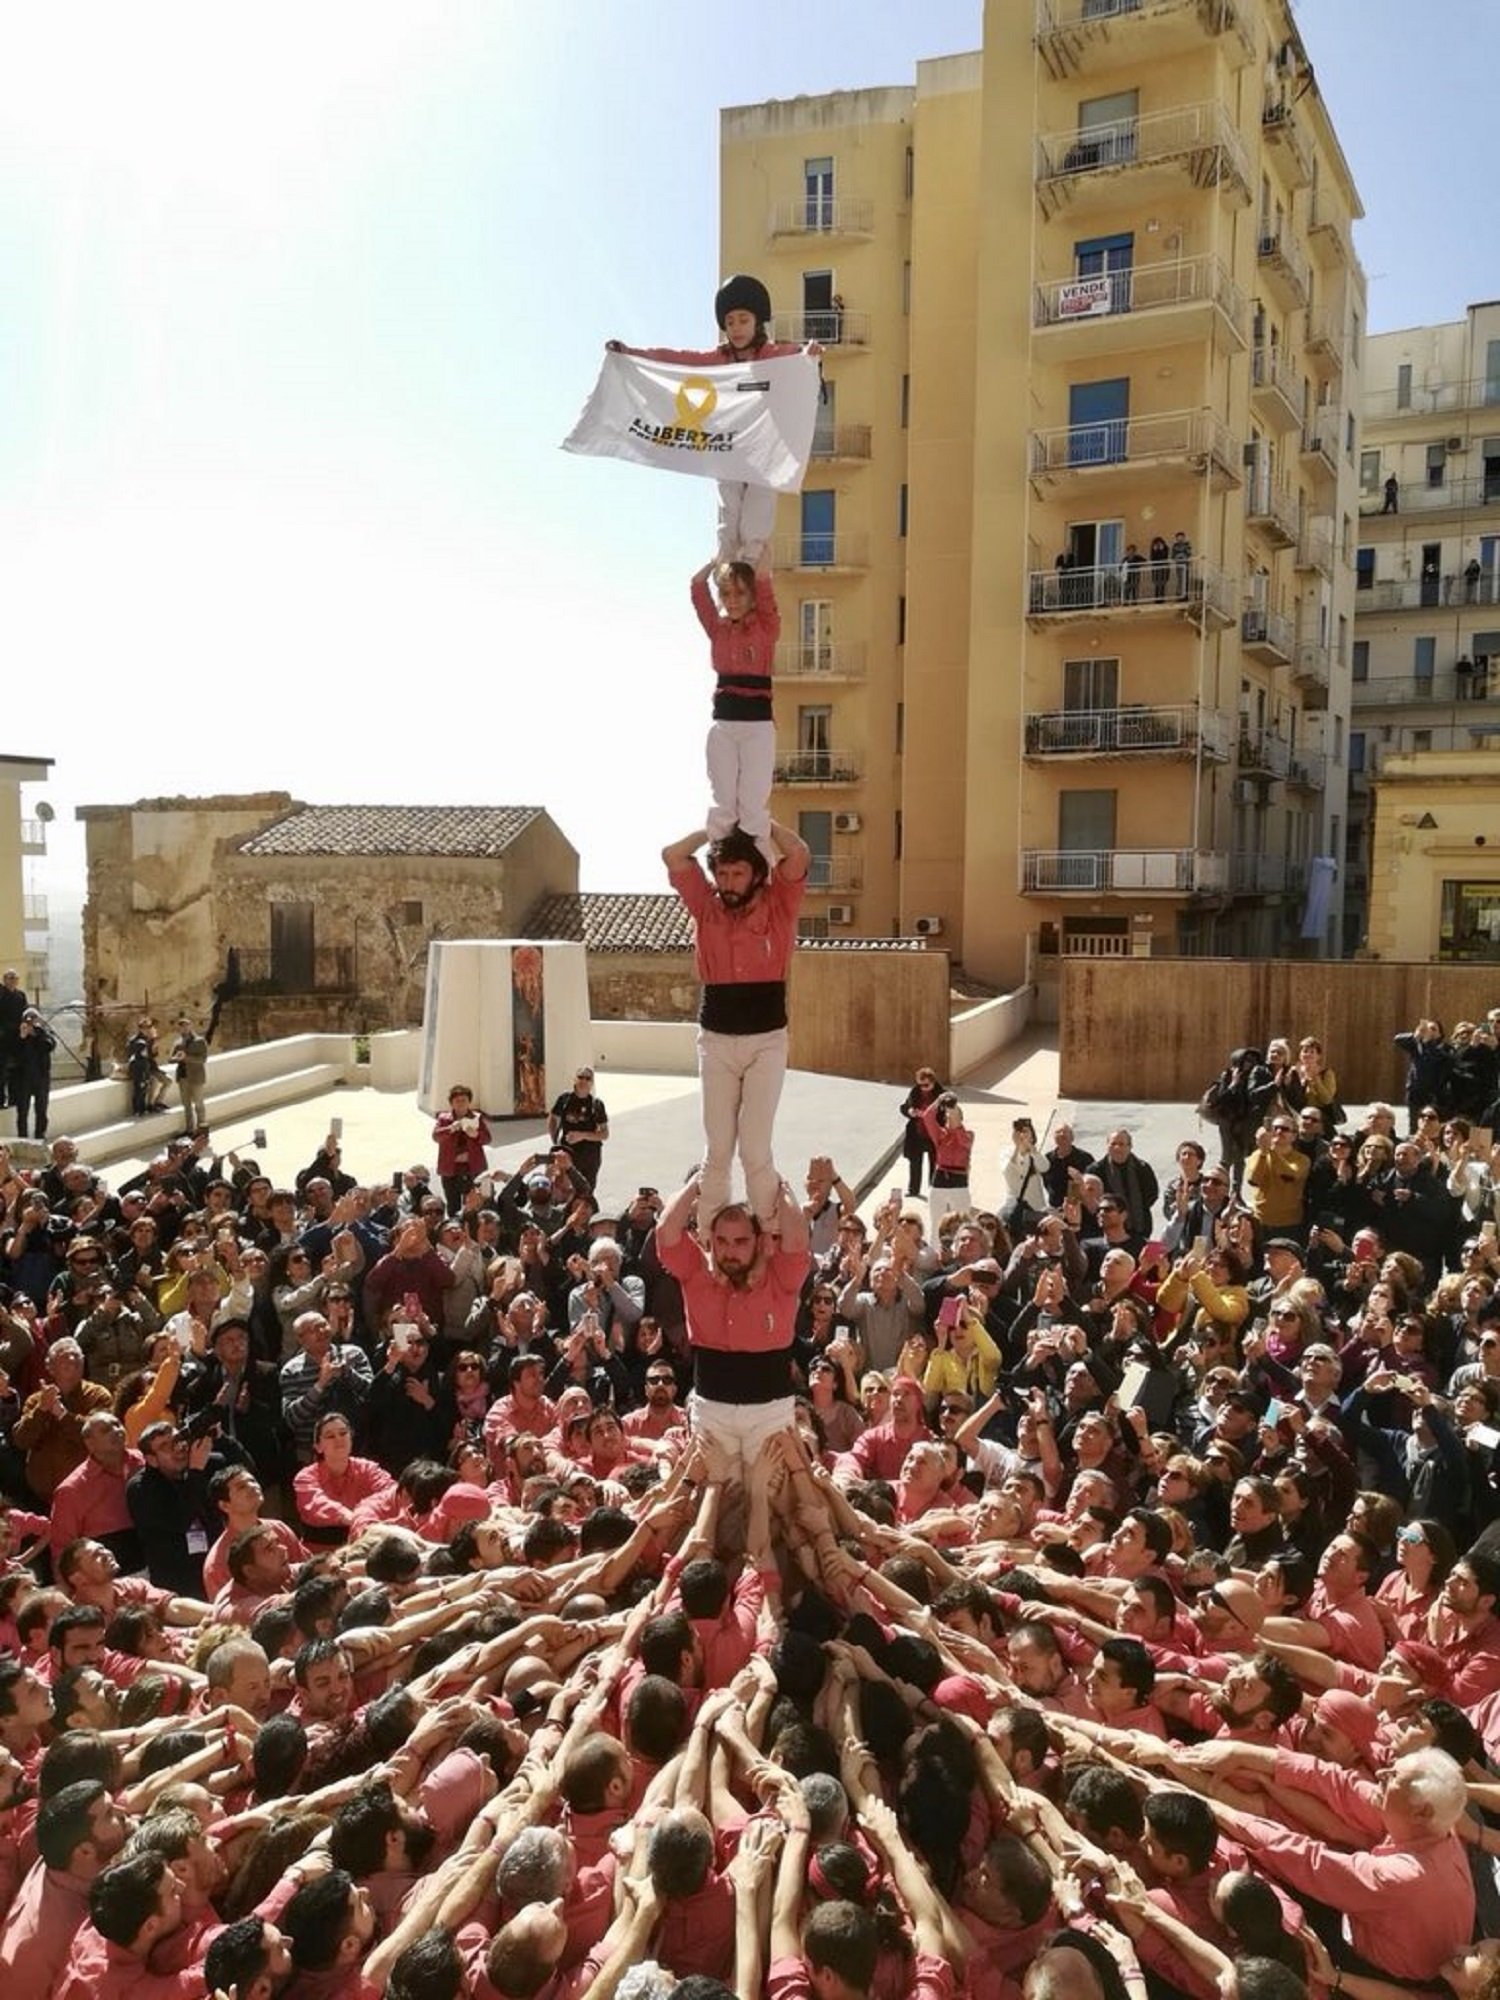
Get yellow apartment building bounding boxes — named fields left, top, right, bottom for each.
left=1364, top=751, right=1500, bottom=965
left=1348, top=301, right=1500, bottom=954
left=0, top=754, right=53, bottom=1005
left=720, top=0, right=1364, bottom=991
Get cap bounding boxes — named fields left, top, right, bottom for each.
left=1312, top=1689, right=1382, bottom=1763
left=714, top=273, right=772, bottom=328
left=1263, top=1238, right=1304, bottom=1257
left=525, top=1172, right=552, bottom=1192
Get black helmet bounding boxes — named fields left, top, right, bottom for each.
left=714, top=274, right=772, bottom=331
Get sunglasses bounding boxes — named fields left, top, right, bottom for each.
left=647, top=1373, right=676, bottom=1385
left=455, top=1362, right=483, bottom=1373
left=1270, top=1308, right=1301, bottom=1321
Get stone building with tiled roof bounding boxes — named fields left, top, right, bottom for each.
left=78, top=794, right=577, bottom=1048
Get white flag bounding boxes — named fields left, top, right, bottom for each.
left=562, top=350, right=821, bottom=494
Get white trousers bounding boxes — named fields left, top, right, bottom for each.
left=927, top=1181, right=972, bottom=1234
left=706, top=719, right=775, bottom=841
left=689, top=1391, right=795, bottom=1485
left=698, top=1025, right=787, bottom=1226
left=717, top=481, right=777, bottom=562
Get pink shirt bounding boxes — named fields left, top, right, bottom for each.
left=668, top=861, right=803, bottom=991
left=837, top=1418, right=932, bottom=1483
left=203, top=1516, right=308, bottom=1600
left=658, top=1234, right=809, bottom=1360
left=484, top=1392, right=559, bottom=1459
left=47, top=1451, right=143, bottom=1556
left=293, top=1456, right=396, bottom=1529
left=691, top=569, right=779, bottom=706
left=1308, top=1581, right=1386, bottom=1671
left=0, top=1859, right=90, bottom=1990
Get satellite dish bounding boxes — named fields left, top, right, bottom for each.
left=34, top=802, right=54, bottom=822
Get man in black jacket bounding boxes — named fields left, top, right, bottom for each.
left=126, top=1419, right=226, bottom=1596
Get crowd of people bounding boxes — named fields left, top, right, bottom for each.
left=0, top=997, right=1494, bottom=2000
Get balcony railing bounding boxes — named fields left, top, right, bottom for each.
left=1244, top=481, right=1299, bottom=546
left=1024, top=703, right=1232, bottom=760
left=1294, top=519, right=1334, bottom=577
left=1305, top=309, right=1344, bottom=372
left=1250, top=344, right=1303, bottom=429
left=772, top=533, right=869, bottom=572
left=771, top=308, right=871, bottom=348
left=1241, top=607, right=1294, bottom=663
left=1287, top=747, right=1327, bottom=789
left=1353, top=669, right=1499, bottom=706
left=773, top=752, right=861, bottom=786
left=1261, top=101, right=1313, bottom=186
left=1022, top=847, right=1229, bottom=893
left=1035, top=100, right=1250, bottom=205
left=22, top=893, right=48, bottom=926
left=769, top=197, right=874, bottom=239
left=1026, top=555, right=1235, bottom=625
left=804, top=857, right=863, bottom=893
left=1231, top=851, right=1292, bottom=894
left=1293, top=642, right=1331, bottom=692
left=1256, top=220, right=1310, bottom=310
left=1029, top=407, right=1239, bottom=483
left=1032, top=254, right=1247, bottom=345
left=1359, top=474, right=1500, bottom=519
left=231, top=946, right=359, bottom=995
left=1362, top=574, right=1499, bottom=613
left=774, top=642, right=866, bottom=682
left=810, top=424, right=872, bottom=462
left=1238, top=727, right=1290, bottom=778
left=1363, top=375, right=1500, bottom=423
left=1308, top=191, right=1352, bottom=264
left=1301, top=407, right=1342, bottom=475
left=1034, top=0, right=1254, bottom=70
left=19, top=818, right=47, bottom=852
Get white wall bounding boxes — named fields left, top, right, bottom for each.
left=950, top=985, right=1034, bottom=1078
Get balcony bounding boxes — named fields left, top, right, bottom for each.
left=1359, top=474, right=1500, bottom=521
left=1353, top=670, right=1499, bottom=707
left=1029, top=407, right=1240, bottom=490
left=22, top=893, right=48, bottom=928
left=768, top=197, right=874, bottom=241
left=1231, top=851, right=1292, bottom=894
left=1250, top=344, right=1303, bottom=433
left=1261, top=101, right=1313, bottom=188
left=1292, top=643, right=1331, bottom=708
left=1021, top=847, right=1229, bottom=894
left=1026, top=555, right=1236, bottom=628
left=1034, top=100, right=1252, bottom=221
left=809, top=424, right=872, bottom=464
left=804, top=857, right=863, bottom=894
left=1241, top=607, right=1294, bottom=665
left=1032, top=254, right=1247, bottom=356
left=1238, top=726, right=1290, bottom=778
left=1304, top=309, right=1344, bottom=379
left=1256, top=219, right=1310, bottom=314
left=1308, top=191, right=1353, bottom=266
left=23, top=951, right=48, bottom=997
left=19, top=818, right=47, bottom=854
left=1244, top=480, right=1298, bottom=548
left=1362, top=375, right=1498, bottom=423
left=230, top=946, right=358, bottom=995
left=1287, top=747, right=1327, bottom=790
left=771, top=308, right=871, bottom=350
left=1300, top=407, right=1342, bottom=482
left=1034, top=0, right=1254, bottom=81
left=773, top=752, right=861, bottom=786
left=772, top=534, right=869, bottom=573
left=1363, top=574, right=1499, bottom=613
left=1294, top=519, right=1334, bottom=579
left=774, top=642, right=866, bottom=683
left=1023, top=702, right=1233, bottom=760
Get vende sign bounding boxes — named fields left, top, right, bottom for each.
left=1057, top=278, right=1115, bottom=319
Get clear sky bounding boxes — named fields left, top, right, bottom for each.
left=1, top=0, right=1492, bottom=920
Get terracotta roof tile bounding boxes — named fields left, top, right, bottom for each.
left=236, top=806, right=544, bottom=859
left=523, top=892, right=931, bottom=955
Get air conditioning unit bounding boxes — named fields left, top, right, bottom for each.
left=1447, top=437, right=1464, bottom=454
left=828, top=904, right=854, bottom=925
left=913, top=915, right=945, bottom=937
left=833, top=811, right=862, bottom=834
left=1233, top=778, right=1257, bottom=806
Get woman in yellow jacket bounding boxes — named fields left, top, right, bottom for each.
left=1243, top=1118, right=1310, bottom=1230
left=922, top=1297, right=1002, bottom=1403
left=1155, top=1244, right=1251, bottom=1345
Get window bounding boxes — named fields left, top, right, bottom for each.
left=797, top=706, right=832, bottom=767
left=1487, top=340, right=1500, bottom=407
left=1338, top=614, right=1349, bottom=665
left=900, top=374, right=910, bottom=428
left=800, top=490, right=835, bottom=565
left=1440, top=878, right=1500, bottom=960
left=1334, top=717, right=1345, bottom=760
left=1360, top=449, right=1382, bottom=496
left=1349, top=730, right=1366, bottom=772
left=1411, top=729, right=1433, bottom=751
left=1064, top=657, right=1120, bottom=710
left=1396, top=363, right=1412, bottom=411
left=1058, top=790, right=1118, bottom=851
left=904, top=145, right=914, bottom=199
left=812, top=380, right=837, bottom=457
left=895, top=702, right=904, bottom=755
left=1076, top=89, right=1139, bottom=166
left=1352, top=640, right=1369, bottom=682
left=1346, top=410, right=1356, bottom=456
left=902, top=261, right=911, bottom=315
left=798, top=599, right=832, bottom=673
left=1427, top=443, right=1448, bottom=489
left=894, top=809, right=903, bottom=860
left=400, top=900, right=424, bottom=926
left=1350, top=312, right=1362, bottom=365
left=898, top=483, right=908, bottom=537
left=798, top=915, right=830, bottom=940
left=1414, top=636, right=1436, bottom=683
left=802, top=269, right=835, bottom=342
left=804, top=156, right=834, bottom=231
left=799, top=812, right=833, bottom=887
left=897, top=594, right=906, bottom=645
left=1355, top=548, right=1374, bottom=591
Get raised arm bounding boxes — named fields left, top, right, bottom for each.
left=661, top=827, right=709, bottom=874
